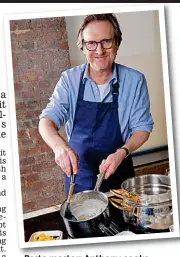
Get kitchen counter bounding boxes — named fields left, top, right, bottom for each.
left=132, top=149, right=168, bottom=167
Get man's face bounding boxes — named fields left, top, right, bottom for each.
left=82, top=20, right=119, bottom=72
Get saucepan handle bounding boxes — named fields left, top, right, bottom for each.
left=109, top=198, right=133, bottom=212
left=94, top=172, right=105, bottom=191
left=97, top=221, right=121, bottom=236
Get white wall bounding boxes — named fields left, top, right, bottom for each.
left=65, top=10, right=168, bottom=151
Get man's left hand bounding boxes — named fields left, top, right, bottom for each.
left=99, top=150, right=127, bottom=179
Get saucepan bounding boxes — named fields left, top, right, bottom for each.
left=59, top=173, right=118, bottom=238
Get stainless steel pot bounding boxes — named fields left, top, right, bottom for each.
left=60, top=190, right=111, bottom=238
left=110, top=174, right=173, bottom=231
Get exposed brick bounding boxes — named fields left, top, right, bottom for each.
left=18, top=128, right=40, bottom=139
left=14, top=82, right=24, bottom=92
left=19, top=139, right=35, bottom=150
left=47, top=70, right=62, bottom=79
left=16, top=102, right=26, bottom=110
left=58, top=42, right=69, bottom=50
left=32, top=119, right=40, bottom=128
left=20, top=165, right=32, bottom=175
left=27, top=181, right=44, bottom=191
left=21, top=41, right=35, bottom=50
left=27, top=100, right=47, bottom=111
left=28, top=19, right=43, bottom=30
left=34, top=194, right=65, bottom=211
left=22, top=127, right=39, bottom=138
left=23, top=201, right=36, bottom=212
left=22, top=179, right=66, bottom=212
left=21, top=173, right=39, bottom=188
left=38, top=168, right=62, bottom=181
left=11, top=16, right=70, bottom=214
left=11, top=42, right=20, bottom=52
left=10, top=29, right=38, bottom=42
left=38, top=80, right=50, bottom=89
left=39, top=179, right=64, bottom=198
left=12, top=51, right=41, bottom=75
left=30, top=17, right=65, bottom=30
left=22, top=188, right=48, bottom=203
left=31, top=160, right=56, bottom=173
left=19, top=72, right=43, bottom=82
left=20, top=156, right=35, bottom=166
left=10, top=19, right=33, bottom=31
left=18, top=129, right=28, bottom=138
left=36, top=40, right=57, bottom=50
left=17, top=90, right=45, bottom=101
left=37, top=29, right=63, bottom=42
left=19, top=144, right=52, bottom=157
left=26, top=110, right=41, bottom=119
left=34, top=152, right=54, bottom=163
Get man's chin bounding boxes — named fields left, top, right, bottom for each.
left=93, top=64, right=109, bottom=71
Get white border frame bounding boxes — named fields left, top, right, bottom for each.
left=3, top=3, right=180, bottom=248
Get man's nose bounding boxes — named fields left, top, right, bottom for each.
left=96, top=42, right=104, bottom=54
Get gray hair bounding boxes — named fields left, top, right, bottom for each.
left=77, top=13, right=122, bottom=51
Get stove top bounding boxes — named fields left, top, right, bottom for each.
left=24, top=206, right=170, bottom=242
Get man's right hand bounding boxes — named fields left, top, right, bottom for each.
left=38, top=118, right=79, bottom=176
left=53, top=145, right=79, bottom=177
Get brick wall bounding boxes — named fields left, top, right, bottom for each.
left=10, top=17, right=71, bottom=214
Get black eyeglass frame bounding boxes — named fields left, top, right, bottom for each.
left=83, top=38, right=114, bottom=51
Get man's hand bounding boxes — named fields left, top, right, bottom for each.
left=99, top=150, right=127, bottom=179
left=39, top=118, right=79, bottom=177
left=99, top=131, right=150, bottom=179
left=53, top=145, right=79, bottom=177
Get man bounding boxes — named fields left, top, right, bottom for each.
left=39, top=13, right=154, bottom=196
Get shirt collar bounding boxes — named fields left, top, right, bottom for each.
left=82, top=62, right=118, bottom=84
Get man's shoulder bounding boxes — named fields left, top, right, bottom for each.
left=116, top=63, right=144, bottom=80
left=62, top=63, right=86, bottom=78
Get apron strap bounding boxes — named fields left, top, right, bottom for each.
left=78, top=65, right=87, bottom=101
left=112, top=83, right=119, bottom=103
left=112, top=63, right=120, bottom=103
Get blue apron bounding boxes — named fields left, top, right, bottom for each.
left=65, top=66, right=135, bottom=196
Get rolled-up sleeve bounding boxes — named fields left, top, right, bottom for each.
left=39, top=72, right=69, bottom=130
left=129, top=74, right=154, bottom=134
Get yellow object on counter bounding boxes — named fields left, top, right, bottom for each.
left=32, top=233, right=59, bottom=241
left=29, top=230, right=63, bottom=242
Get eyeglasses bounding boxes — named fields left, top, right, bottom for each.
left=83, top=38, right=114, bottom=51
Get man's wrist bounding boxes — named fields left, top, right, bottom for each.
left=116, top=147, right=130, bottom=158
left=52, top=142, right=67, bottom=153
